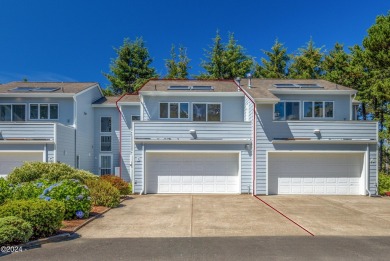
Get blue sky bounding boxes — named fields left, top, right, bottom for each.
left=0, top=0, right=389, bottom=88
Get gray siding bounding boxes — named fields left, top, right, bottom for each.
left=141, top=95, right=245, bottom=122
left=133, top=144, right=252, bottom=194
left=75, top=86, right=103, bottom=172
left=0, top=97, right=74, bottom=126
left=275, top=94, right=351, bottom=121
left=0, top=123, right=55, bottom=140
left=56, top=124, right=76, bottom=167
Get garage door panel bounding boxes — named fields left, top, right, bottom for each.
left=0, top=152, right=43, bottom=175
left=146, top=153, right=239, bottom=194
left=269, top=152, right=364, bottom=195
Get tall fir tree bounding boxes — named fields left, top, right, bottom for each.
left=322, top=43, right=350, bottom=85
left=289, top=38, right=324, bottom=79
left=104, top=38, right=157, bottom=95
left=198, top=31, right=252, bottom=79
left=254, top=39, right=289, bottom=78
left=165, top=45, right=191, bottom=79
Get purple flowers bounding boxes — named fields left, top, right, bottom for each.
left=44, top=196, right=51, bottom=201
left=77, top=195, right=84, bottom=200
left=75, top=210, right=84, bottom=219
left=36, top=182, right=43, bottom=188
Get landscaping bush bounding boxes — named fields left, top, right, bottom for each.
left=0, top=178, right=12, bottom=205
left=0, top=216, right=33, bottom=245
left=379, top=172, right=390, bottom=195
left=100, top=175, right=131, bottom=195
left=0, top=199, right=65, bottom=239
left=11, top=181, right=46, bottom=201
left=85, top=179, right=120, bottom=208
left=41, top=179, right=92, bottom=220
left=7, top=162, right=98, bottom=184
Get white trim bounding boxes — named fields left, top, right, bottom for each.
left=349, top=95, right=352, bottom=121
left=144, top=150, right=242, bottom=194
left=269, top=89, right=357, bottom=95
left=0, top=93, right=75, bottom=98
left=99, top=153, right=113, bottom=175
left=28, top=103, right=59, bottom=121
left=0, top=140, right=55, bottom=144
left=272, top=139, right=377, bottom=145
left=192, top=102, right=222, bottom=122
left=91, top=104, right=117, bottom=108
left=134, top=139, right=251, bottom=145
left=266, top=150, right=367, bottom=195
left=140, top=91, right=244, bottom=97
left=254, top=98, right=280, bottom=104
left=0, top=103, right=27, bottom=122
left=54, top=123, right=57, bottom=162
left=100, top=116, right=112, bottom=133
left=273, top=100, right=301, bottom=121
left=100, top=135, right=112, bottom=152
left=117, top=102, right=140, bottom=106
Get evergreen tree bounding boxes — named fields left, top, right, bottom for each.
left=322, top=43, right=350, bottom=85
left=289, top=38, right=324, bottom=79
left=104, top=38, right=157, bottom=95
left=165, top=45, right=191, bottom=79
left=199, top=32, right=252, bottom=79
left=254, top=39, right=289, bottom=78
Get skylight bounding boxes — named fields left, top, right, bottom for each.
left=168, top=86, right=190, bottom=90
left=9, top=87, right=60, bottom=92
left=274, top=84, right=298, bottom=88
left=274, top=83, right=323, bottom=88
left=191, top=86, right=214, bottom=91
left=167, top=85, right=214, bottom=91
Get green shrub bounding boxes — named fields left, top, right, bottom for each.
left=0, top=199, right=65, bottom=239
left=7, top=162, right=98, bottom=184
left=379, top=172, right=390, bottom=195
left=0, top=178, right=12, bottom=205
left=11, top=181, right=45, bottom=201
left=85, top=179, right=120, bottom=208
left=0, top=216, right=33, bottom=245
left=41, top=179, right=92, bottom=220
left=100, top=175, right=130, bottom=195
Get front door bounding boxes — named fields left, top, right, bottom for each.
left=99, top=154, right=112, bottom=175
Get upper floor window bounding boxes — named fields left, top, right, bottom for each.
left=101, top=117, right=112, bottom=132
left=193, top=103, right=221, bottom=122
left=30, top=104, right=58, bottom=120
left=274, top=101, right=300, bottom=121
left=0, top=104, right=26, bottom=121
left=303, top=101, right=333, bottom=118
left=159, top=102, right=189, bottom=119
left=131, top=115, right=140, bottom=121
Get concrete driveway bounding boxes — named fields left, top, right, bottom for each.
left=78, top=195, right=390, bottom=238
left=78, top=195, right=308, bottom=238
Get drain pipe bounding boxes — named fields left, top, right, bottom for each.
left=115, top=93, right=128, bottom=179
left=234, top=79, right=257, bottom=196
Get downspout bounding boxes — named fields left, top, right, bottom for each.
left=234, top=80, right=257, bottom=196
left=115, top=93, right=128, bottom=179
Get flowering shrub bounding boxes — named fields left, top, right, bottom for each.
left=85, top=179, right=120, bottom=208
left=0, top=199, right=65, bottom=239
left=100, top=175, right=131, bottom=195
left=41, top=179, right=92, bottom=220
left=0, top=178, right=12, bottom=205
left=11, top=181, right=47, bottom=201
left=0, top=216, right=33, bottom=245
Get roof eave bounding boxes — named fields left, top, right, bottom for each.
left=269, top=89, right=357, bottom=95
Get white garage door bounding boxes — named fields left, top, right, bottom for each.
left=268, top=152, right=364, bottom=195
left=0, top=152, right=43, bottom=177
left=146, top=152, right=239, bottom=194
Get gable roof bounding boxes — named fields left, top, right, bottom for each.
left=0, top=82, right=99, bottom=94
left=238, top=79, right=356, bottom=102
left=139, top=79, right=240, bottom=93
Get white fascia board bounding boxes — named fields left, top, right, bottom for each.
left=272, top=139, right=377, bottom=145
left=254, top=98, right=280, bottom=104
left=134, top=139, right=252, bottom=145
left=0, top=93, right=74, bottom=98
left=269, top=89, right=357, bottom=95
left=117, top=102, right=141, bottom=106
left=73, top=84, right=101, bottom=98
left=139, top=91, right=244, bottom=97
left=91, top=104, right=117, bottom=108
left=0, top=140, right=55, bottom=144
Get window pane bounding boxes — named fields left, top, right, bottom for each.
left=314, top=102, right=323, bottom=118
left=30, top=104, right=38, bottom=119
left=207, top=104, right=221, bottom=121
left=325, top=102, right=333, bottom=118
left=40, top=104, right=48, bottom=119
left=101, top=117, right=111, bottom=132
left=274, top=102, right=285, bottom=120
left=193, top=104, right=206, bottom=121
left=50, top=104, right=58, bottom=119
left=180, top=103, right=189, bottom=118
left=160, top=103, right=168, bottom=118
left=170, top=103, right=178, bottom=118
left=12, top=105, right=25, bottom=121
left=0, top=105, right=11, bottom=121
left=286, top=102, right=300, bottom=120
left=131, top=115, right=140, bottom=121
left=101, top=136, right=112, bottom=151
left=303, top=102, right=313, bottom=118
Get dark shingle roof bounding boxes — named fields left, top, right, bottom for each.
left=0, top=82, right=98, bottom=94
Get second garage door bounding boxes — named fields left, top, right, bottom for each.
left=145, top=152, right=240, bottom=194
left=268, top=152, right=364, bottom=195
left=0, top=152, right=43, bottom=178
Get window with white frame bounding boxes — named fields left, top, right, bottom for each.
left=193, top=103, right=221, bottom=122
left=303, top=101, right=334, bottom=118
left=0, top=104, right=26, bottom=121
left=100, top=136, right=112, bottom=152
left=101, top=117, right=112, bottom=132
left=274, top=101, right=300, bottom=120
left=159, top=102, right=189, bottom=119
left=29, top=104, right=58, bottom=120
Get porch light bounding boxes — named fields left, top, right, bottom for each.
left=313, top=129, right=321, bottom=134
